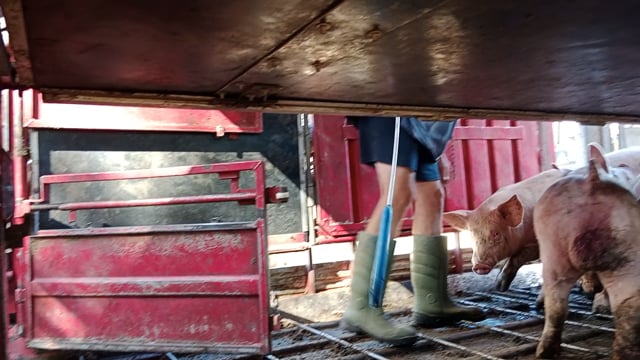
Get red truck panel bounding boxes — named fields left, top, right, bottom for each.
left=24, top=223, right=269, bottom=354
left=11, top=160, right=271, bottom=356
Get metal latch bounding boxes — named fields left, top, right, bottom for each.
left=266, top=186, right=289, bottom=204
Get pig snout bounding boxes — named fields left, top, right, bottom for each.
left=471, top=252, right=495, bottom=275
left=472, top=262, right=493, bottom=275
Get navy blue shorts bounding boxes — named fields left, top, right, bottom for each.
left=352, top=116, right=441, bottom=182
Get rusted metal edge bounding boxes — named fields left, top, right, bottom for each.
left=417, top=333, right=505, bottom=360
left=0, top=0, right=33, bottom=85
left=509, top=287, right=597, bottom=309
left=458, top=299, right=615, bottom=333
left=475, top=291, right=614, bottom=321
left=40, top=88, right=640, bottom=123
left=32, top=221, right=258, bottom=237
left=28, top=338, right=263, bottom=354
left=460, top=320, right=609, bottom=357
left=277, top=314, right=390, bottom=360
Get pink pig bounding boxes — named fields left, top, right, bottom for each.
left=534, top=156, right=640, bottom=359
left=443, top=168, right=566, bottom=291
left=443, top=144, right=640, bottom=293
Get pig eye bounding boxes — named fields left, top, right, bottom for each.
left=491, top=231, right=500, bottom=239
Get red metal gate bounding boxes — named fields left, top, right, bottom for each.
left=23, top=90, right=263, bottom=135
left=313, top=116, right=554, bottom=242
left=12, top=161, right=271, bottom=356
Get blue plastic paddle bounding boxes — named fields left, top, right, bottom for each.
left=369, top=116, right=401, bottom=308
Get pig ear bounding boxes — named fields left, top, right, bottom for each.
left=588, top=142, right=608, bottom=172
left=587, top=159, right=603, bottom=186
left=443, top=210, right=470, bottom=230
left=496, top=194, right=523, bottom=227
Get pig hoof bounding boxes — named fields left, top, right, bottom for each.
left=593, top=304, right=611, bottom=314
left=495, top=280, right=510, bottom=292
left=536, top=343, right=560, bottom=359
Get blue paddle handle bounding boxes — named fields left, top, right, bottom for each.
left=369, top=205, right=393, bottom=308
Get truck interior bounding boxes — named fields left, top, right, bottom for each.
left=0, top=1, right=636, bottom=359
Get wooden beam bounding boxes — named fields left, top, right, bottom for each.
left=0, top=0, right=33, bottom=86
left=41, top=88, right=640, bottom=124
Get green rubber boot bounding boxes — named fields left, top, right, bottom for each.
left=340, top=232, right=417, bottom=345
left=411, top=235, right=486, bottom=327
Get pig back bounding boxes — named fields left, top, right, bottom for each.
left=535, top=174, right=640, bottom=273
left=605, top=146, right=640, bottom=175
left=484, top=169, right=567, bottom=210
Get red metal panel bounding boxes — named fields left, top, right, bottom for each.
left=517, top=121, right=546, bottom=179
left=458, top=119, right=493, bottom=208
left=25, top=223, right=269, bottom=354
left=488, top=120, right=517, bottom=189
left=313, top=116, right=414, bottom=240
left=313, top=116, right=551, bottom=240
left=312, top=115, right=355, bottom=228
left=12, top=160, right=271, bottom=355
left=24, top=91, right=263, bottom=134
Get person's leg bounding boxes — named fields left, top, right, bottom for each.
left=364, top=163, right=413, bottom=237
left=410, top=163, right=485, bottom=327
left=341, top=118, right=417, bottom=344
left=411, top=179, right=444, bottom=236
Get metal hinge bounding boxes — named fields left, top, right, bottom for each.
left=15, top=288, right=25, bottom=303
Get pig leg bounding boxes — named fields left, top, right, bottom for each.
left=537, top=273, right=603, bottom=311
left=599, top=276, right=640, bottom=360
left=612, top=295, right=640, bottom=360
left=536, top=268, right=581, bottom=359
left=535, top=291, right=544, bottom=310
left=496, top=244, right=539, bottom=292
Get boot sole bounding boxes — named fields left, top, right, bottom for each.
left=339, top=319, right=418, bottom=346
left=413, top=312, right=486, bottom=328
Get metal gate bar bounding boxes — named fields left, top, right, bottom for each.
left=458, top=300, right=615, bottom=333
left=473, top=291, right=614, bottom=320
left=461, top=320, right=609, bottom=357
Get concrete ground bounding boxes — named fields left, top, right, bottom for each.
left=275, top=263, right=543, bottom=323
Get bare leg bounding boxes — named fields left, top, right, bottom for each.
left=411, top=179, right=444, bottom=236
left=364, top=163, right=413, bottom=237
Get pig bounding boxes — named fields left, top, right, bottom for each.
left=534, top=158, right=640, bottom=360
left=443, top=144, right=640, bottom=293
left=443, top=168, right=567, bottom=291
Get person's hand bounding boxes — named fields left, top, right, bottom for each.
left=438, top=154, right=451, bottom=184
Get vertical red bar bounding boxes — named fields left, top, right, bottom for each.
left=515, top=120, right=541, bottom=180
left=488, top=119, right=516, bottom=190
left=252, top=162, right=270, bottom=352
left=443, top=137, right=469, bottom=212
left=22, top=237, right=32, bottom=341
left=312, top=115, right=355, bottom=226
left=1, top=229, right=8, bottom=360
left=253, top=161, right=265, bottom=211
left=463, top=119, right=493, bottom=208
left=343, top=122, right=359, bottom=223
left=11, top=90, right=28, bottom=225
left=255, top=218, right=271, bottom=353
